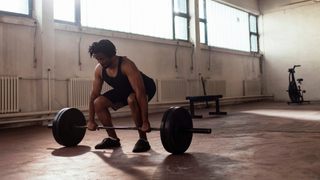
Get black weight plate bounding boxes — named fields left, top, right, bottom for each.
left=160, top=107, right=174, bottom=153
left=52, top=108, right=86, bottom=147
left=160, top=107, right=193, bottom=154
left=52, top=108, right=68, bottom=145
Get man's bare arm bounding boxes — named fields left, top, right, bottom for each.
left=122, top=58, right=150, bottom=132
left=88, top=64, right=103, bottom=130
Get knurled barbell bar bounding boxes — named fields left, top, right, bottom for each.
left=48, top=106, right=211, bottom=154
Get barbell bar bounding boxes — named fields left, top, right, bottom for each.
left=48, top=124, right=211, bottom=134
left=74, top=125, right=210, bottom=134
left=48, top=106, right=211, bottom=154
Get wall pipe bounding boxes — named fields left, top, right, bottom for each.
left=48, top=69, right=51, bottom=111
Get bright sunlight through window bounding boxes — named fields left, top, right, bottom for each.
left=54, top=0, right=75, bottom=22
left=206, top=0, right=250, bottom=52
left=80, top=0, right=173, bottom=40
left=0, top=0, right=29, bottom=15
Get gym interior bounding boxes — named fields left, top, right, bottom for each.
left=1, top=0, right=320, bottom=179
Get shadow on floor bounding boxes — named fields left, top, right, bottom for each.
left=92, top=147, right=239, bottom=180
left=49, top=145, right=91, bottom=157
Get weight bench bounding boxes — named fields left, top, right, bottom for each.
left=186, top=95, right=227, bottom=118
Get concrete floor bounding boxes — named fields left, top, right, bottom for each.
left=1, top=101, right=320, bottom=180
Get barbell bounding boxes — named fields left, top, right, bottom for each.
left=48, top=106, right=211, bottom=154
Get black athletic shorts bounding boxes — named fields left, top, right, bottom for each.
left=102, top=80, right=156, bottom=111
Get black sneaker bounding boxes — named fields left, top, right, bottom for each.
left=132, top=139, right=151, bottom=153
left=95, top=138, right=121, bottom=149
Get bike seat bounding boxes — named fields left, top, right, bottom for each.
left=297, top=78, right=303, bottom=82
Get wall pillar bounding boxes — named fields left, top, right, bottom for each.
left=34, top=0, right=55, bottom=111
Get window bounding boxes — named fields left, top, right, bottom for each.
left=173, top=0, right=189, bottom=41
left=54, top=0, right=81, bottom=24
left=249, top=15, right=259, bottom=52
left=53, top=0, right=190, bottom=41
left=205, top=0, right=259, bottom=52
left=54, top=0, right=75, bottom=23
left=0, top=0, right=32, bottom=16
left=199, top=0, right=207, bottom=44
left=80, top=0, right=173, bottom=40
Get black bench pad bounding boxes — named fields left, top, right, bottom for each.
left=186, top=95, right=223, bottom=101
left=186, top=95, right=227, bottom=118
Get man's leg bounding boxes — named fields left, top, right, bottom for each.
left=127, top=93, right=151, bottom=152
left=94, top=96, right=118, bottom=139
left=127, top=93, right=147, bottom=140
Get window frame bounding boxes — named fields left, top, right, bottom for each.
left=249, top=14, right=259, bottom=53
left=0, top=0, right=33, bottom=18
left=172, top=0, right=190, bottom=41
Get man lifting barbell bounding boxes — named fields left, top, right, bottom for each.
left=48, top=40, right=212, bottom=154
left=87, top=39, right=156, bottom=152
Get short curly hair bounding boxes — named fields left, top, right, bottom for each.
left=88, top=39, right=116, bottom=58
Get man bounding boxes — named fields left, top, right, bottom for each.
left=87, top=39, right=156, bottom=153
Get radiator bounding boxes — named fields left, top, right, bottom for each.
left=68, top=78, right=112, bottom=108
left=157, top=79, right=187, bottom=102
left=0, top=76, right=19, bottom=113
left=244, top=80, right=261, bottom=96
left=205, top=80, right=226, bottom=97
left=187, top=79, right=201, bottom=96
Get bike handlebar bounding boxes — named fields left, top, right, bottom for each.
left=288, top=65, right=301, bottom=73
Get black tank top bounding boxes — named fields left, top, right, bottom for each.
left=102, top=56, right=154, bottom=95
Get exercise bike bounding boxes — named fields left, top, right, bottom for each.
left=286, top=65, right=310, bottom=105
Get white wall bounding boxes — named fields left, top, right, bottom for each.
left=259, top=0, right=320, bottom=101
left=0, top=0, right=262, bottom=112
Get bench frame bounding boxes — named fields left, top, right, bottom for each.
left=186, top=95, right=227, bottom=118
